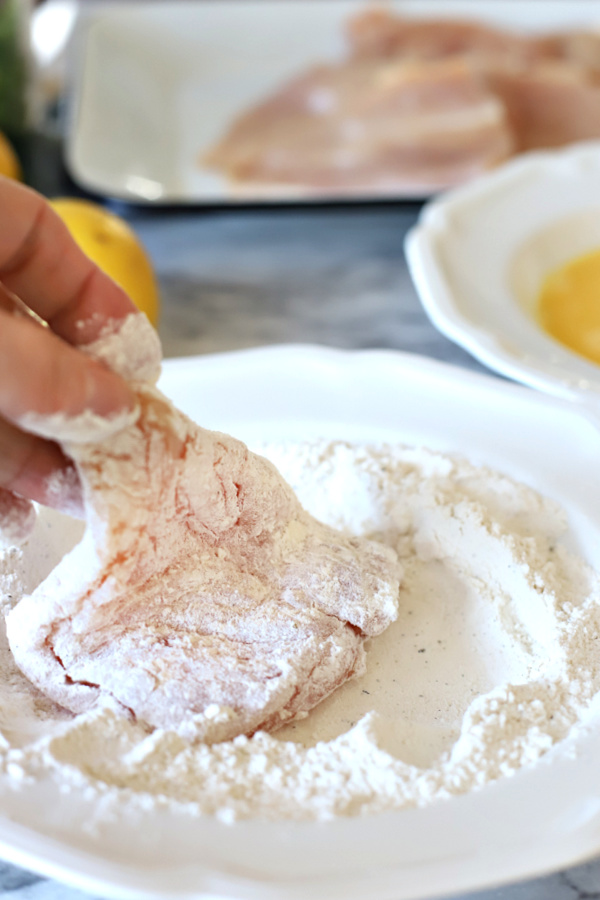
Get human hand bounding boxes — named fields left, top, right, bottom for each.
left=0, top=177, right=142, bottom=520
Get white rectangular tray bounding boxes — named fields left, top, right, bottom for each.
left=65, top=0, right=600, bottom=204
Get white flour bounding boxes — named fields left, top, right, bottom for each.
left=80, top=312, right=162, bottom=385
left=0, top=439, right=598, bottom=823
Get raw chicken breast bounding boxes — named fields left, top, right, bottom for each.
left=205, top=56, right=513, bottom=194
left=346, top=8, right=536, bottom=64
left=346, top=9, right=600, bottom=154
left=205, top=7, right=600, bottom=194
left=486, top=62, right=600, bottom=152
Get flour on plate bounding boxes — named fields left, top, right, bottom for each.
left=0, top=439, right=598, bottom=823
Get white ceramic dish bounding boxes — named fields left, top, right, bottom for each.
left=4, top=345, right=600, bottom=899
left=405, top=140, right=600, bottom=415
left=66, top=0, right=599, bottom=204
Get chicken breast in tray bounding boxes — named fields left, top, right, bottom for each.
left=204, top=55, right=514, bottom=195
left=486, top=62, right=600, bottom=152
left=205, top=6, right=600, bottom=195
left=345, top=8, right=538, bottom=63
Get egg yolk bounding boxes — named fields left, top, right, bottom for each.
left=538, top=249, right=600, bottom=365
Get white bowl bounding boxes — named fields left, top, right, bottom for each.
left=405, top=140, right=600, bottom=414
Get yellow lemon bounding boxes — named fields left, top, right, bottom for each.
left=50, top=198, right=160, bottom=326
left=0, top=130, right=21, bottom=180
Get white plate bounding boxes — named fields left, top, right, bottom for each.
left=4, top=345, right=600, bottom=900
left=65, top=0, right=600, bottom=204
left=405, top=141, right=600, bottom=416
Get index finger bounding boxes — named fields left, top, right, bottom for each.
left=0, top=177, right=138, bottom=345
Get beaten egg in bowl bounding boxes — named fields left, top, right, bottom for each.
left=406, top=142, right=600, bottom=405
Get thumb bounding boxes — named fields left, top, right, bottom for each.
left=0, top=307, right=138, bottom=444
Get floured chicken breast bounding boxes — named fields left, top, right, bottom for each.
left=5, top=318, right=401, bottom=741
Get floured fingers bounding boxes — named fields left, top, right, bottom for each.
left=0, top=413, right=83, bottom=523
left=0, top=307, right=138, bottom=443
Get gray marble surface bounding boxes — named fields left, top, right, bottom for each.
left=135, top=203, right=489, bottom=365
left=3, top=188, right=600, bottom=898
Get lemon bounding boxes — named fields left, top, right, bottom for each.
left=0, top=130, right=21, bottom=180
left=50, top=198, right=160, bottom=326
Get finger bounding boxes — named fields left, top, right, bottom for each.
left=0, top=488, right=36, bottom=547
left=0, top=415, right=83, bottom=515
left=0, top=177, right=137, bottom=344
left=0, top=280, right=162, bottom=386
left=0, top=307, right=137, bottom=436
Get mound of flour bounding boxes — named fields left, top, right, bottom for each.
left=0, top=439, right=599, bottom=823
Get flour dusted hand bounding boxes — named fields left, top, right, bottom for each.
left=5, top=319, right=400, bottom=740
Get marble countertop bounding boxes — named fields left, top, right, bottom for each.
left=4, top=142, right=600, bottom=899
